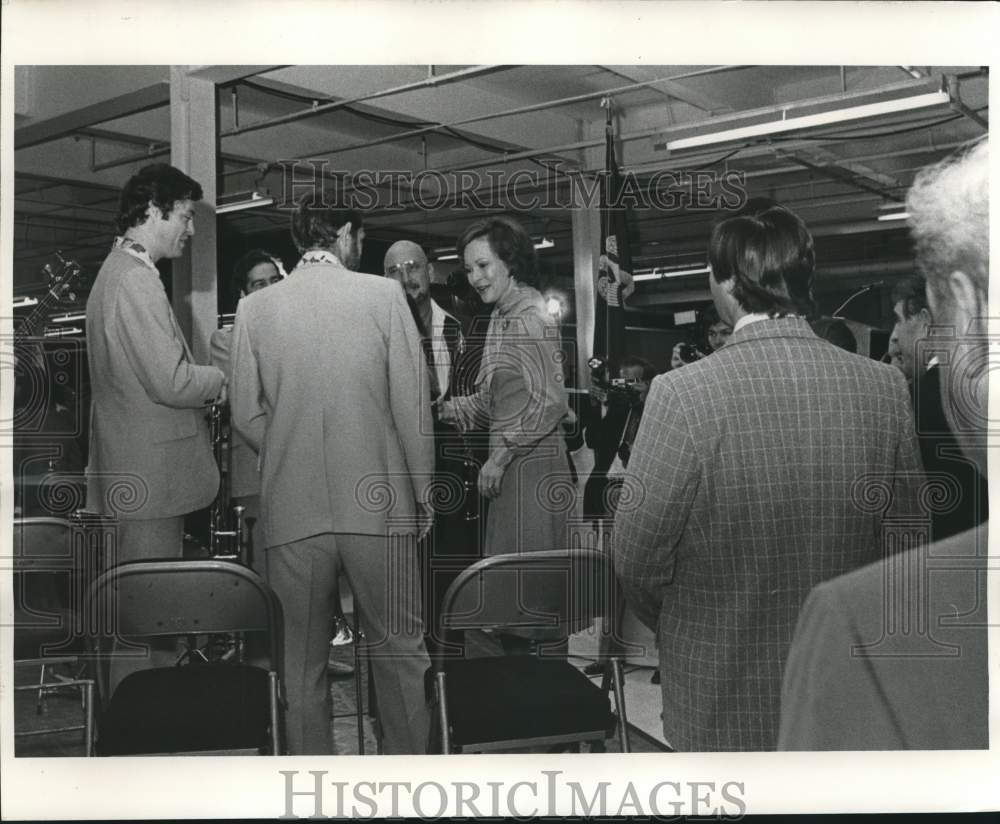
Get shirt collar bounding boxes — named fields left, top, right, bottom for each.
left=114, top=236, right=156, bottom=270
left=295, top=249, right=344, bottom=270
left=732, top=312, right=772, bottom=333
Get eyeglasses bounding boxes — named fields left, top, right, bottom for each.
left=385, top=260, right=424, bottom=278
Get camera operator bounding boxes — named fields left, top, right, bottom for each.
left=582, top=356, right=655, bottom=522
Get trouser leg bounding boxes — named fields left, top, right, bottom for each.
left=337, top=533, right=431, bottom=755
left=267, top=535, right=340, bottom=755
left=108, top=517, right=184, bottom=694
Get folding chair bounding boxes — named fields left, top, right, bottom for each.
left=429, top=548, right=630, bottom=753
left=86, top=559, right=284, bottom=756
left=12, top=517, right=96, bottom=756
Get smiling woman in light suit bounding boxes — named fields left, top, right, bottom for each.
left=438, top=217, right=573, bottom=560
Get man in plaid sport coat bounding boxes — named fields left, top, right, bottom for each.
left=614, top=202, right=924, bottom=751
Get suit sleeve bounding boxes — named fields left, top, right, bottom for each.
left=230, top=302, right=266, bottom=453
left=388, top=286, right=435, bottom=504
left=778, top=581, right=905, bottom=750
left=887, top=368, right=926, bottom=522
left=209, top=328, right=232, bottom=380
left=115, top=270, right=224, bottom=408
left=613, top=375, right=700, bottom=631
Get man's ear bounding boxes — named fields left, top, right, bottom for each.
left=336, top=221, right=353, bottom=241
left=143, top=201, right=161, bottom=224
left=426, top=261, right=435, bottom=280
left=947, top=269, right=986, bottom=338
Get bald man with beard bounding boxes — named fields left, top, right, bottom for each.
left=384, top=241, right=473, bottom=648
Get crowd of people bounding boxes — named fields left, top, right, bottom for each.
left=74, top=135, right=988, bottom=754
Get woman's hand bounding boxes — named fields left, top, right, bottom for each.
left=478, top=454, right=508, bottom=499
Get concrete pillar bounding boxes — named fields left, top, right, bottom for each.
left=571, top=187, right=601, bottom=388
left=169, top=67, right=218, bottom=364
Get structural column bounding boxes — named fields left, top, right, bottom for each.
left=169, top=67, right=218, bottom=364
left=571, top=188, right=600, bottom=388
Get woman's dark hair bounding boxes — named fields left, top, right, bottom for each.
left=290, top=193, right=364, bottom=253
left=233, top=249, right=280, bottom=295
left=708, top=204, right=816, bottom=317
left=114, top=163, right=203, bottom=234
left=456, top=215, right=539, bottom=287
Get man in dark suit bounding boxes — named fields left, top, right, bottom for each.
left=384, top=240, right=476, bottom=648
left=231, top=202, right=435, bottom=755
left=779, top=139, right=989, bottom=751
left=889, top=275, right=987, bottom=541
left=614, top=203, right=924, bottom=751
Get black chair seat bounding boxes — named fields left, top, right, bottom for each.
left=437, top=656, right=615, bottom=745
left=96, top=664, right=271, bottom=755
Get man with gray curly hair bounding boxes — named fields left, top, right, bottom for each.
left=779, top=139, right=989, bottom=750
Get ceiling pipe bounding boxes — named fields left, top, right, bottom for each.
left=433, top=78, right=953, bottom=174
left=292, top=65, right=746, bottom=161
left=218, top=65, right=512, bottom=139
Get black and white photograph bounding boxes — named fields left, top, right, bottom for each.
left=1, top=1, right=997, bottom=819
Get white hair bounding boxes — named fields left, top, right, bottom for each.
left=906, top=138, right=989, bottom=296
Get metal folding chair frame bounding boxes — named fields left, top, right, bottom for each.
left=432, top=548, right=631, bottom=754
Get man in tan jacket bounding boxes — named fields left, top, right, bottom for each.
left=86, top=163, right=225, bottom=562
left=231, top=199, right=435, bottom=754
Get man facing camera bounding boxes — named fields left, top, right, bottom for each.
left=614, top=202, right=924, bottom=751
left=779, top=139, right=989, bottom=751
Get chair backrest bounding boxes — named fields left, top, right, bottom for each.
left=438, top=548, right=615, bottom=636
left=12, top=517, right=76, bottom=621
left=85, top=559, right=284, bottom=672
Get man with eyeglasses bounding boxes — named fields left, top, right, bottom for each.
left=383, top=241, right=463, bottom=399
left=383, top=240, right=470, bottom=650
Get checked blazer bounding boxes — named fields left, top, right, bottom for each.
left=614, top=317, right=924, bottom=751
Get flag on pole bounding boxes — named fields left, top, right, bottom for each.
left=595, top=98, right=635, bottom=367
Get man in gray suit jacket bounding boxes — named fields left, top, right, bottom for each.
left=230, top=200, right=435, bottom=754
left=86, top=163, right=225, bottom=563
left=779, top=139, right=989, bottom=751
left=614, top=203, right=924, bottom=751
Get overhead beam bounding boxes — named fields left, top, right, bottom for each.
left=600, top=65, right=737, bottom=113
left=14, top=83, right=171, bottom=150
left=187, top=65, right=287, bottom=85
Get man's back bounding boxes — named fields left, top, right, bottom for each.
left=230, top=264, right=434, bottom=547
left=615, top=317, right=924, bottom=750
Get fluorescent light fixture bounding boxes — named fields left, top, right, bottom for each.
left=665, top=90, right=950, bottom=152
left=13, top=297, right=39, bottom=308
left=216, top=192, right=275, bottom=214
left=45, top=327, right=83, bottom=337
left=434, top=236, right=553, bottom=262
left=877, top=211, right=910, bottom=222
left=50, top=312, right=87, bottom=324
left=633, top=265, right=712, bottom=282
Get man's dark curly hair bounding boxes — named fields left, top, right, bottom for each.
left=456, top=215, right=539, bottom=287
left=114, top=163, right=203, bottom=234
